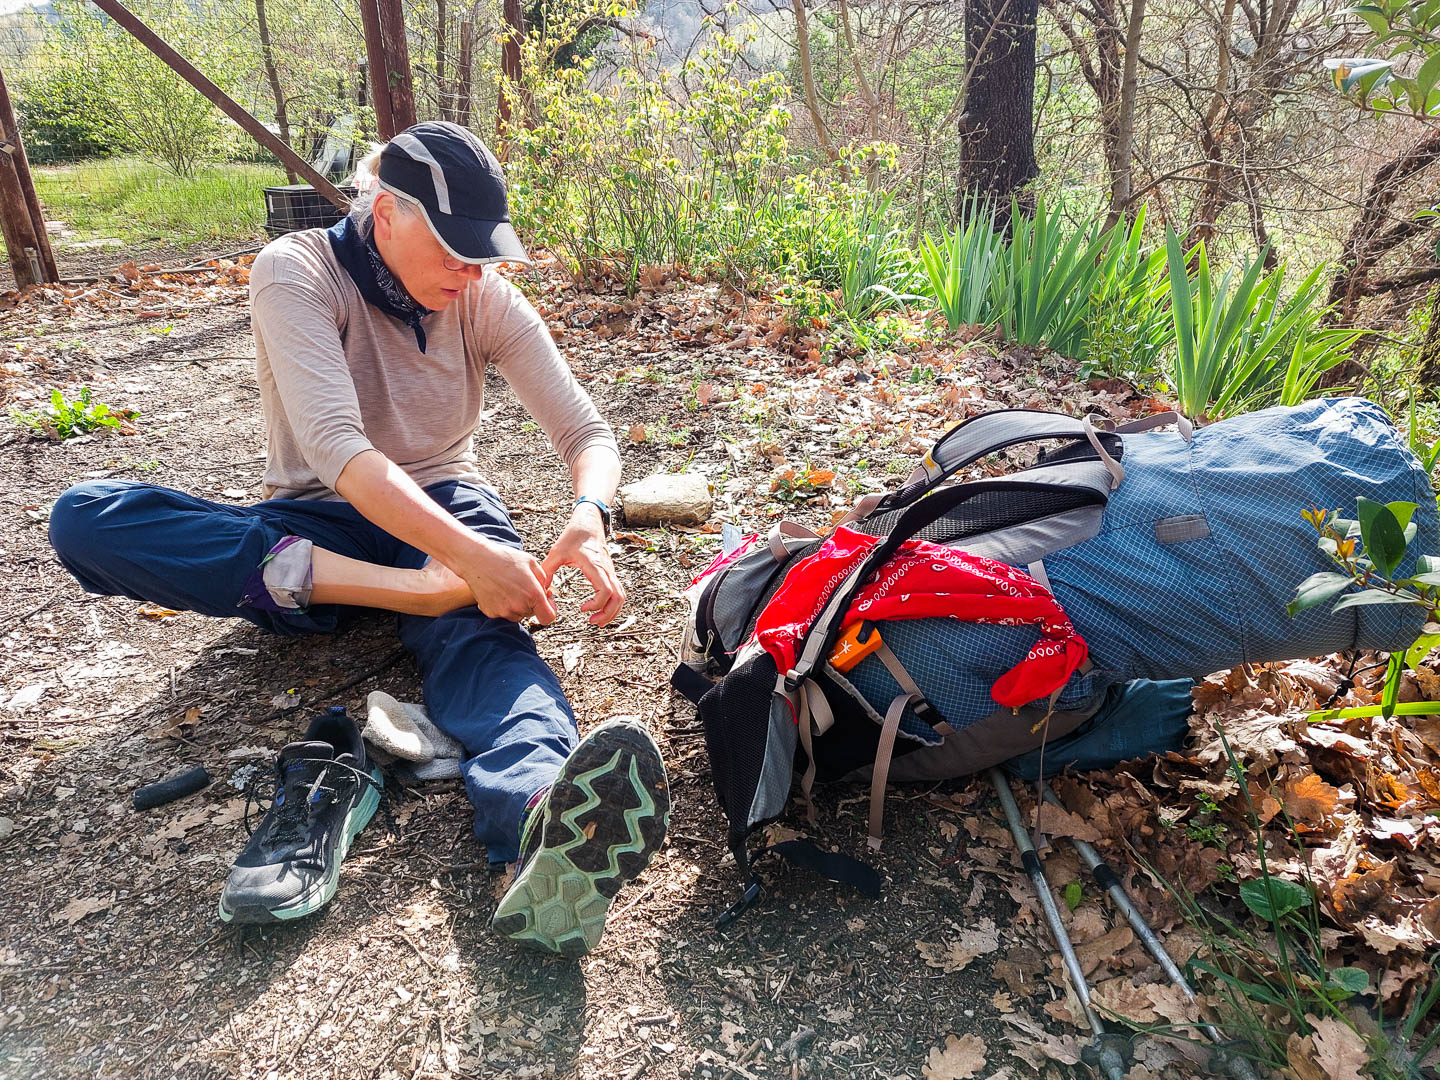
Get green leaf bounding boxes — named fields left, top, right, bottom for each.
left=1308, top=700, right=1440, bottom=722
left=1405, top=632, right=1440, bottom=669
left=1328, top=966, right=1372, bottom=998
left=1331, top=590, right=1423, bottom=611
left=1357, top=496, right=1408, bottom=578
left=1064, top=880, right=1083, bottom=911
left=1389, top=501, right=1419, bottom=531
left=1383, top=651, right=1403, bottom=718
left=1289, top=571, right=1356, bottom=616
left=1240, top=877, right=1312, bottom=922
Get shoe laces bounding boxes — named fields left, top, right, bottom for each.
left=243, top=757, right=378, bottom=844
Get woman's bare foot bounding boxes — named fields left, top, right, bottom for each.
left=414, top=559, right=477, bottom=616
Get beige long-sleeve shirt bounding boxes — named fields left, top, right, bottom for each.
left=250, top=229, right=618, bottom=501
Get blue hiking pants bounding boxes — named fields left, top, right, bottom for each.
left=47, top=478, right=577, bottom=863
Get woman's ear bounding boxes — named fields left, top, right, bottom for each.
left=372, top=191, right=394, bottom=240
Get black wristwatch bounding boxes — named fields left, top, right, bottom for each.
left=574, top=495, right=612, bottom=535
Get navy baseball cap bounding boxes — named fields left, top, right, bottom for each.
left=377, top=121, right=532, bottom=266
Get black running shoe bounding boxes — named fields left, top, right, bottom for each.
left=491, top=719, right=670, bottom=957
left=218, top=706, right=382, bottom=925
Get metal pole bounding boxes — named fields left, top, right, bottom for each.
left=1040, top=787, right=1261, bottom=1080
left=86, top=0, right=350, bottom=212
left=991, top=769, right=1129, bottom=1080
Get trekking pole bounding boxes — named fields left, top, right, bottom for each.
left=1040, top=786, right=1261, bottom=1080
left=989, top=769, right=1129, bottom=1080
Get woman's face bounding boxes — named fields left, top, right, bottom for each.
left=372, top=192, right=486, bottom=310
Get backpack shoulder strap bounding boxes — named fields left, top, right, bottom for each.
left=875, top=409, right=1124, bottom=516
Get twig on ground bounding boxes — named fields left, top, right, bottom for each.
left=282, top=972, right=357, bottom=1069
left=368, top=1012, right=417, bottom=1080
left=395, top=929, right=440, bottom=973
left=0, top=598, right=55, bottom=639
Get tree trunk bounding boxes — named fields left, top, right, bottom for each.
left=957, top=0, right=1040, bottom=218
left=456, top=17, right=473, bottom=128
left=360, top=0, right=396, bottom=138
left=497, top=0, right=527, bottom=139
left=1106, top=0, right=1145, bottom=225
left=377, top=0, right=417, bottom=131
left=837, top=0, right=880, bottom=187
left=1189, top=0, right=1237, bottom=247
left=1418, top=288, right=1440, bottom=387
left=789, top=0, right=839, bottom=167
left=435, top=0, right=447, bottom=120
left=1327, top=126, right=1440, bottom=325
left=254, top=0, right=297, bottom=183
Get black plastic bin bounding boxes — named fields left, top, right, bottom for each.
left=263, top=184, right=356, bottom=237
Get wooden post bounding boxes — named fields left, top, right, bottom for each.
left=0, top=60, right=56, bottom=286
left=376, top=0, right=417, bottom=131
left=86, top=0, right=350, bottom=211
left=359, top=0, right=396, bottom=139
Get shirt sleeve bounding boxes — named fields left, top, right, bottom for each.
left=251, top=258, right=376, bottom=491
left=480, top=273, right=621, bottom=470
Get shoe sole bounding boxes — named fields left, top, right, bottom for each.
left=491, top=722, right=670, bottom=958
left=217, top=769, right=383, bottom=925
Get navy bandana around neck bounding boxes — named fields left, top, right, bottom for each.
left=326, top=215, right=433, bottom=353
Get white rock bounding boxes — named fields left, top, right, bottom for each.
left=619, top=473, right=712, bottom=527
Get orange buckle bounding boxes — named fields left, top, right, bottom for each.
left=830, top=621, right=882, bottom=672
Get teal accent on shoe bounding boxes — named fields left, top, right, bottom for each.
left=217, top=767, right=382, bottom=924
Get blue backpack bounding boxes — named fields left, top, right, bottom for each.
left=672, top=398, right=1436, bottom=911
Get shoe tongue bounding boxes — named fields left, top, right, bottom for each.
left=276, top=740, right=338, bottom=798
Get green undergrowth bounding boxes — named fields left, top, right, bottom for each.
left=30, top=157, right=284, bottom=249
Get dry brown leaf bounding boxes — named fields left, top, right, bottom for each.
left=1074, top=925, right=1135, bottom=978
left=1287, top=1017, right=1368, bottom=1080
left=915, top=918, right=1000, bottom=973
left=52, top=894, right=113, bottom=925
left=1368, top=816, right=1421, bottom=850
left=1035, top=803, right=1102, bottom=843
left=1091, top=977, right=1159, bottom=1024
left=1284, top=772, right=1343, bottom=825
left=921, top=1033, right=986, bottom=1080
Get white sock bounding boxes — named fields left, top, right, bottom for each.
left=362, top=690, right=464, bottom=763
left=410, top=756, right=462, bottom=781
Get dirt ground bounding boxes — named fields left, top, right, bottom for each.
left=0, top=250, right=1433, bottom=1080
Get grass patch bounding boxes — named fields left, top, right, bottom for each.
left=31, top=157, right=286, bottom=249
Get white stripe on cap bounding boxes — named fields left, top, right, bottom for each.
left=390, top=132, right=451, bottom=215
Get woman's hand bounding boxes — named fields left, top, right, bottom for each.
left=542, top=504, right=626, bottom=625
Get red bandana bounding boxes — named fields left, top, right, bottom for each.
left=746, top=526, right=1087, bottom=708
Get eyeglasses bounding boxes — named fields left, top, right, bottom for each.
left=442, top=253, right=470, bottom=272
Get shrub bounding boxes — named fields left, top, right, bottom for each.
left=14, top=63, right=120, bottom=163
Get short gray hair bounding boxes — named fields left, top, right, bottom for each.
left=344, top=142, right=421, bottom=232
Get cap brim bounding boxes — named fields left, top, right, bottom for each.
left=429, top=209, right=532, bottom=266
left=377, top=180, right=532, bottom=266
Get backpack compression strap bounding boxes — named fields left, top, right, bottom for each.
left=784, top=475, right=1110, bottom=694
